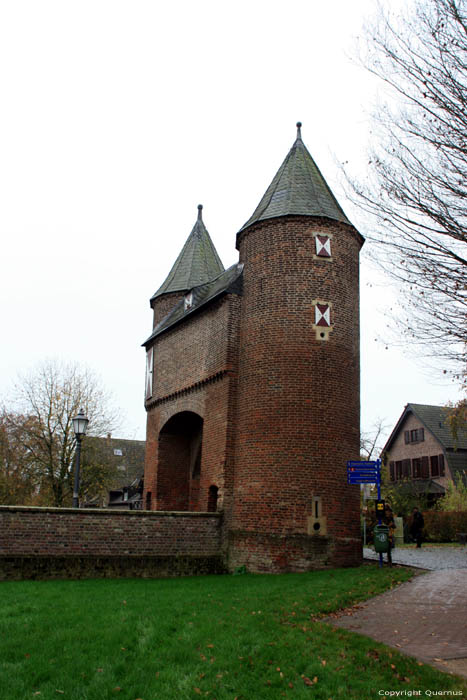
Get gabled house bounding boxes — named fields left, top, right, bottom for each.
left=82, top=436, right=145, bottom=509
left=382, top=403, right=467, bottom=504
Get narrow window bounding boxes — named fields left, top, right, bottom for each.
left=404, top=430, right=410, bottom=444
left=431, top=455, right=439, bottom=477
left=412, top=458, right=421, bottom=478
left=396, top=461, right=403, bottom=479
left=207, top=485, right=218, bottom=512
left=421, top=456, right=429, bottom=478
left=402, top=459, right=411, bottom=478
left=145, top=348, right=154, bottom=399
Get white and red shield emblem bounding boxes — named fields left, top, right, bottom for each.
left=315, top=235, right=331, bottom=257
left=315, top=303, right=331, bottom=327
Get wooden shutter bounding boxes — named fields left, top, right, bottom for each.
left=439, top=454, right=445, bottom=476
left=421, top=456, right=429, bottom=478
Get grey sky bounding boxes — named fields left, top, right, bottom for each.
left=0, top=0, right=460, bottom=441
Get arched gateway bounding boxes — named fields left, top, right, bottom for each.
left=156, top=411, right=203, bottom=511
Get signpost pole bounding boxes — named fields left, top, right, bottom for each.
left=376, top=459, right=383, bottom=568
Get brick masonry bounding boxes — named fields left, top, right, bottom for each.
left=0, top=506, right=224, bottom=580
left=227, top=216, right=363, bottom=571
left=143, top=214, right=363, bottom=573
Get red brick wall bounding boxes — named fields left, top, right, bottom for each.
left=229, top=215, right=363, bottom=570
left=151, top=292, right=184, bottom=328
left=0, top=506, right=222, bottom=558
left=144, top=295, right=241, bottom=514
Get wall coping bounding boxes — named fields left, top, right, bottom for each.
left=0, top=505, right=223, bottom=518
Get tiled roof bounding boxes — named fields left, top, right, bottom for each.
left=238, top=122, right=351, bottom=235
left=151, top=205, right=224, bottom=300
left=143, top=263, right=243, bottom=346
left=383, top=403, right=467, bottom=485
left=407, top=403, right=467, bottom=451
left=143, top=263, right=243, bottom=345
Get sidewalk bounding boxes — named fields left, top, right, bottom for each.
left=363, top=545, right=467, bottom=570
left=327, top=567, right=467, bottom=679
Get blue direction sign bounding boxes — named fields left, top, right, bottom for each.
left=347, top=459, right=381, bottom=485
left=347, top=461, right=379, bottom=468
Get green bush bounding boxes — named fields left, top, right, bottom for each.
left=423, top=510, right=467, bottom=542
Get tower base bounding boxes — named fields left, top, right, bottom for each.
left=227, top=529, right=362, bottom=573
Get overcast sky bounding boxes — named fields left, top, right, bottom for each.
left=0, top=0, right=461, bottom=443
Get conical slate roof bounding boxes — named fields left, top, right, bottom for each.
left=151, top=205, right=225, bottom=300
left=238, top=123, right=351, bottom=235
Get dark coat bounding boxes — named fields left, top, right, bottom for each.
left=410, top=511, right=424, bottom=535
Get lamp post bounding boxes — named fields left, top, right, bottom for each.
left=72, top=409, right=89, bottom=508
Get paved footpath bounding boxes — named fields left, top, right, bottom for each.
left=328, top=550, right=467, bottom=679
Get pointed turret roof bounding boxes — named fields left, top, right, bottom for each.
left=151, top=205, right=225, bottom=301
left=238, top=122, right=351, bottom=236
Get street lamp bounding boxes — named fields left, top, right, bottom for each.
left=72, top=409, right=89, bottom=508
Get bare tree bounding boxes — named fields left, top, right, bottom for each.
left=6, top=359, right=121, bottom=506
left=360, top=417, right=390, bottom=460
left=347, top=0, right=466, bottom=377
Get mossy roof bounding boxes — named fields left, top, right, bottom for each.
left=238, top=123, right=351, bottom=237
left=143, top=263, right=243, bottom=345
left=151, top=205, right=224, bottom=300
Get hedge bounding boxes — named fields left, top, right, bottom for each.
left=423, top=510, right=467, bottom=542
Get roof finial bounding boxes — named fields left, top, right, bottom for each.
left=197, top=204, right=203, bottom=221
left=296, top=121, right=302, bottom=140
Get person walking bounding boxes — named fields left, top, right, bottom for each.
left=410, top=506, right=425, bottom=548
left=383, top=505, right=396, bottom=566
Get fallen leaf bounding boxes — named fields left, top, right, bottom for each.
left=97, top=668, right=104, bottom=673
left=321, top=659, right=327, bottom=666
left=194, top=690, right=202, bottom=695
left=113, top=689, right=121, bottom=693
left=303, top=677, right=314, bottom=686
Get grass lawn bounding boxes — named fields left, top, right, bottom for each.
left=1, top=566, right=465, bottom=700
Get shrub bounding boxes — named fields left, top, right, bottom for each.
left=423, top=510, right=467, bottom=542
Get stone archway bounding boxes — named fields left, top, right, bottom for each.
left=156, top=411, right=203, bottom=511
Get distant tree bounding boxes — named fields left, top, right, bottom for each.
left=5, top=359, right=121, bottom=507
left=347, top=0, right=466, bottom=377
left=445, top=398, right=467, bottom=447
left=0, top=411, right=41, bottom=505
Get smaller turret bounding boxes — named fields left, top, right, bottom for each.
left=150, top=205, right=224, bottom=327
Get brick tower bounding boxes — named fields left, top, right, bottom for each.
left=226, top=123, right=364, bottom=571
